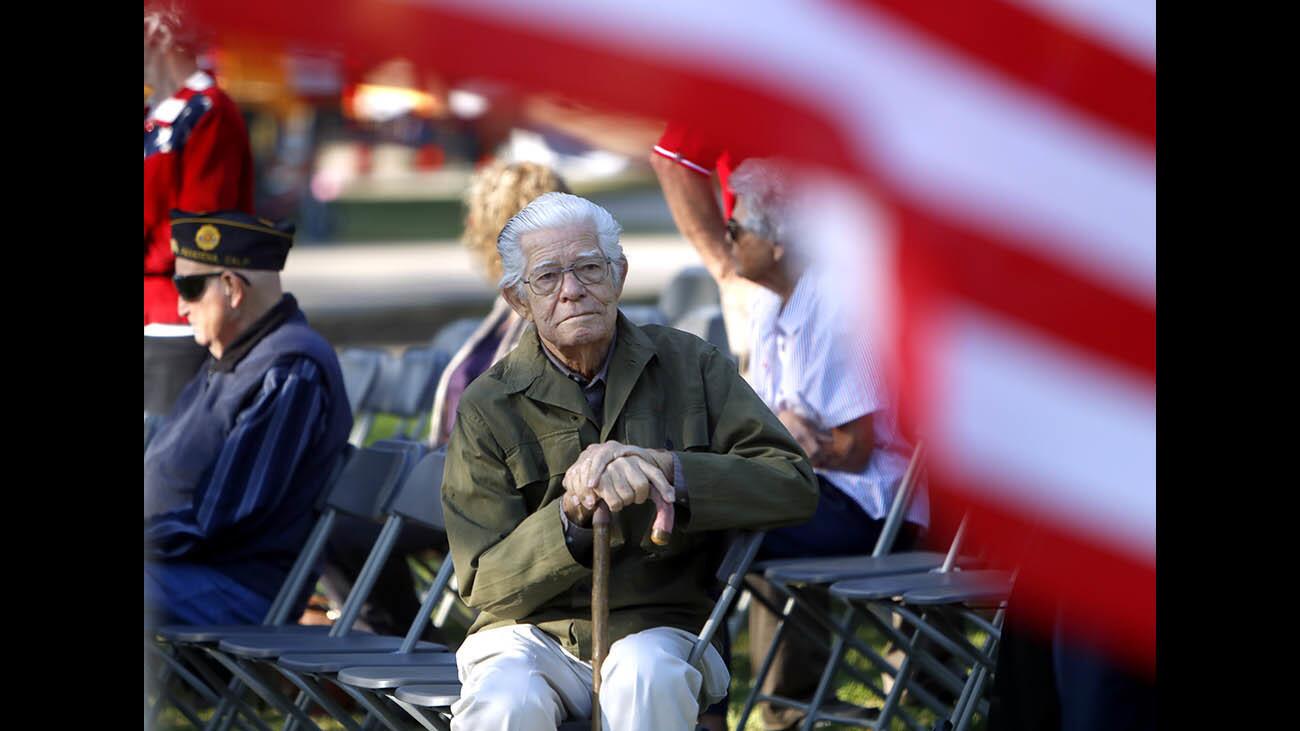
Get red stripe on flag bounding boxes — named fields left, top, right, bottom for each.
left=849, top=0, right=1155, bottom=147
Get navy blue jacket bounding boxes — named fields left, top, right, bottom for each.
left=144, top=295, right=352, bottom=600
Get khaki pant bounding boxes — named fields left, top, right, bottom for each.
left=451, top=624, right=729, bottom=731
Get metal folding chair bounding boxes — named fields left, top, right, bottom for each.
left=735, top=443, right=961, bottom=730
left=801, top=520, right=1013, bottom=731
left=270, top=449, right=461, bottom=731
left=339, top=347, right=383, bottom=418
left=370, top=530, right=769, bottom=731
left=672, top=304, right=730, bottom=353
left=146, top=444, right=356, bottom=731
left=657, top=265, right=721, bottom=323
left=619, top=304, right=669, bottom=326
left=201, top=443, right=449, bottom=731
left=156, top=443, right=425, bottom=731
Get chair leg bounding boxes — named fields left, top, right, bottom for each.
left=275, top=667, right=366, bottom=731
left=333, top=681, right=427, bottom=731
left=798, top=604, right=860, bottom=731
left=201, top=649, right=326, bottom=731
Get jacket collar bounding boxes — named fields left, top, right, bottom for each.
left=210, top=294, right=300, bottom=373
left=501, top=312, right=657, bottom=435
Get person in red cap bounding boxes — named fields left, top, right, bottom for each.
left=144, top=2, right=255, bottom=414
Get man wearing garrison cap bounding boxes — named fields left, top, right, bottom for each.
left=144, top=210, right=352, bottom=626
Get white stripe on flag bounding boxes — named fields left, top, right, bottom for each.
left=432, top=0, right=1155, bottom=303
left=926, top=305, right=1156, bottom=559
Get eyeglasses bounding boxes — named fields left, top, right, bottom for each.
left=173, top=271, right=251, bottom=302
left=725, top=217, right=743, bottom=242
left=522, top=256, right=611, bottom=297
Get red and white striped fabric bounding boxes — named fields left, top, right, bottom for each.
left=188, top=0, right=1156, bottom=672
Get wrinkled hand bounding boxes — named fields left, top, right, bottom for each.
left=562, top=441, right=676, bottom=542
left=778, top=410, right=832, bottom=465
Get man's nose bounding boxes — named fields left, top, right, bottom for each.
left=557, top=269, right=587, bottom=299
left=177, top=296, right=190, bottom=319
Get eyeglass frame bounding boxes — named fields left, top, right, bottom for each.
left=173, top=270, right=252, bottom=302
left=521, top=256, right=613, bottom=297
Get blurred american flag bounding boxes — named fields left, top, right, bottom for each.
left=189, top=0, right=1156, bottom=672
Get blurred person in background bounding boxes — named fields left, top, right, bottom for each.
left=144, top=211, right=352, bottom=626
left=650, top=122, right=767, bottom=376
left=728, top=159, right=927, bottom=730
left=316, top=161, right=569, bottom=641
left=145, top=3, right=256, bottom=414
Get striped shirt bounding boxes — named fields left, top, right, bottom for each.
left=748, top=269, right=927, bottom=525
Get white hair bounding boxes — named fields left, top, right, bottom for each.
left=729, top=158, right=796, bottom=245
left=496, top=192, right=624, bottom=295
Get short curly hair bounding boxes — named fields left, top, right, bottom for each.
left=462, top=161, right=569, bottom=283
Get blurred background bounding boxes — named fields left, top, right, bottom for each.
left=200, top=46, right=692, bottom=347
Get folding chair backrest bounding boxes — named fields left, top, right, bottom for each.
left=673, top=304, right=730, bottom=353
left=871, top=441, right=927, bottom=557
left=386, top=345, right=446, bottom=419
left=264, top=443, right=356, bottom=625
left=431, top=317, right=481, bottom=359
left=658, top=266, right=721, bottom=323
left=385, top=447, right=448, bottom=532
left=688, top=529, right=766, bottom=667
left=322, top=444, right=417, bottom=522
left=338, top=348, right=383, bottom=416
left=620, top=304, right=669, bottom=327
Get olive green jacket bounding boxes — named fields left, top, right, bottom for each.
left=441, top=313, right=818, bottom=660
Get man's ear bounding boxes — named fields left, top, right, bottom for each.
left=771, top=242, right=786, bottom=264
left=224, top=272, right=246, bottom=308
left=614, top=255, right=630, bottom=291
left=502, top=285, right=532, bottom=321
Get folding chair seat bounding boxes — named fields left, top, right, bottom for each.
left=657, top=265, right=721, bottom=323
left=205, top=448, right=452, bottom=731
left=376, top=530, right=768, bottom=731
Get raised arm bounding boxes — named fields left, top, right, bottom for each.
left=649, top=148, right=736, bottom=283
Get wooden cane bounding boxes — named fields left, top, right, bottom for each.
left=590, top=502, right=612, bottom=731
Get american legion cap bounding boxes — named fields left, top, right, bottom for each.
left=169, top=210, right=295, bottom=271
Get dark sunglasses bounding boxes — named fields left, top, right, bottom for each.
left=173, top=271, right=251, bottom=302
left=725, top=217, right=743, bottom=241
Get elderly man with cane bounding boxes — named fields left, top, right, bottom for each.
left=440, top=192, right=818, bottom=731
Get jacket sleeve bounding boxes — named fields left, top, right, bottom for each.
left=144, top=357, right=327, bottom=558
left=675, top=346, right=820, bottom=532
left=440, top=405, right=591, bottom=619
